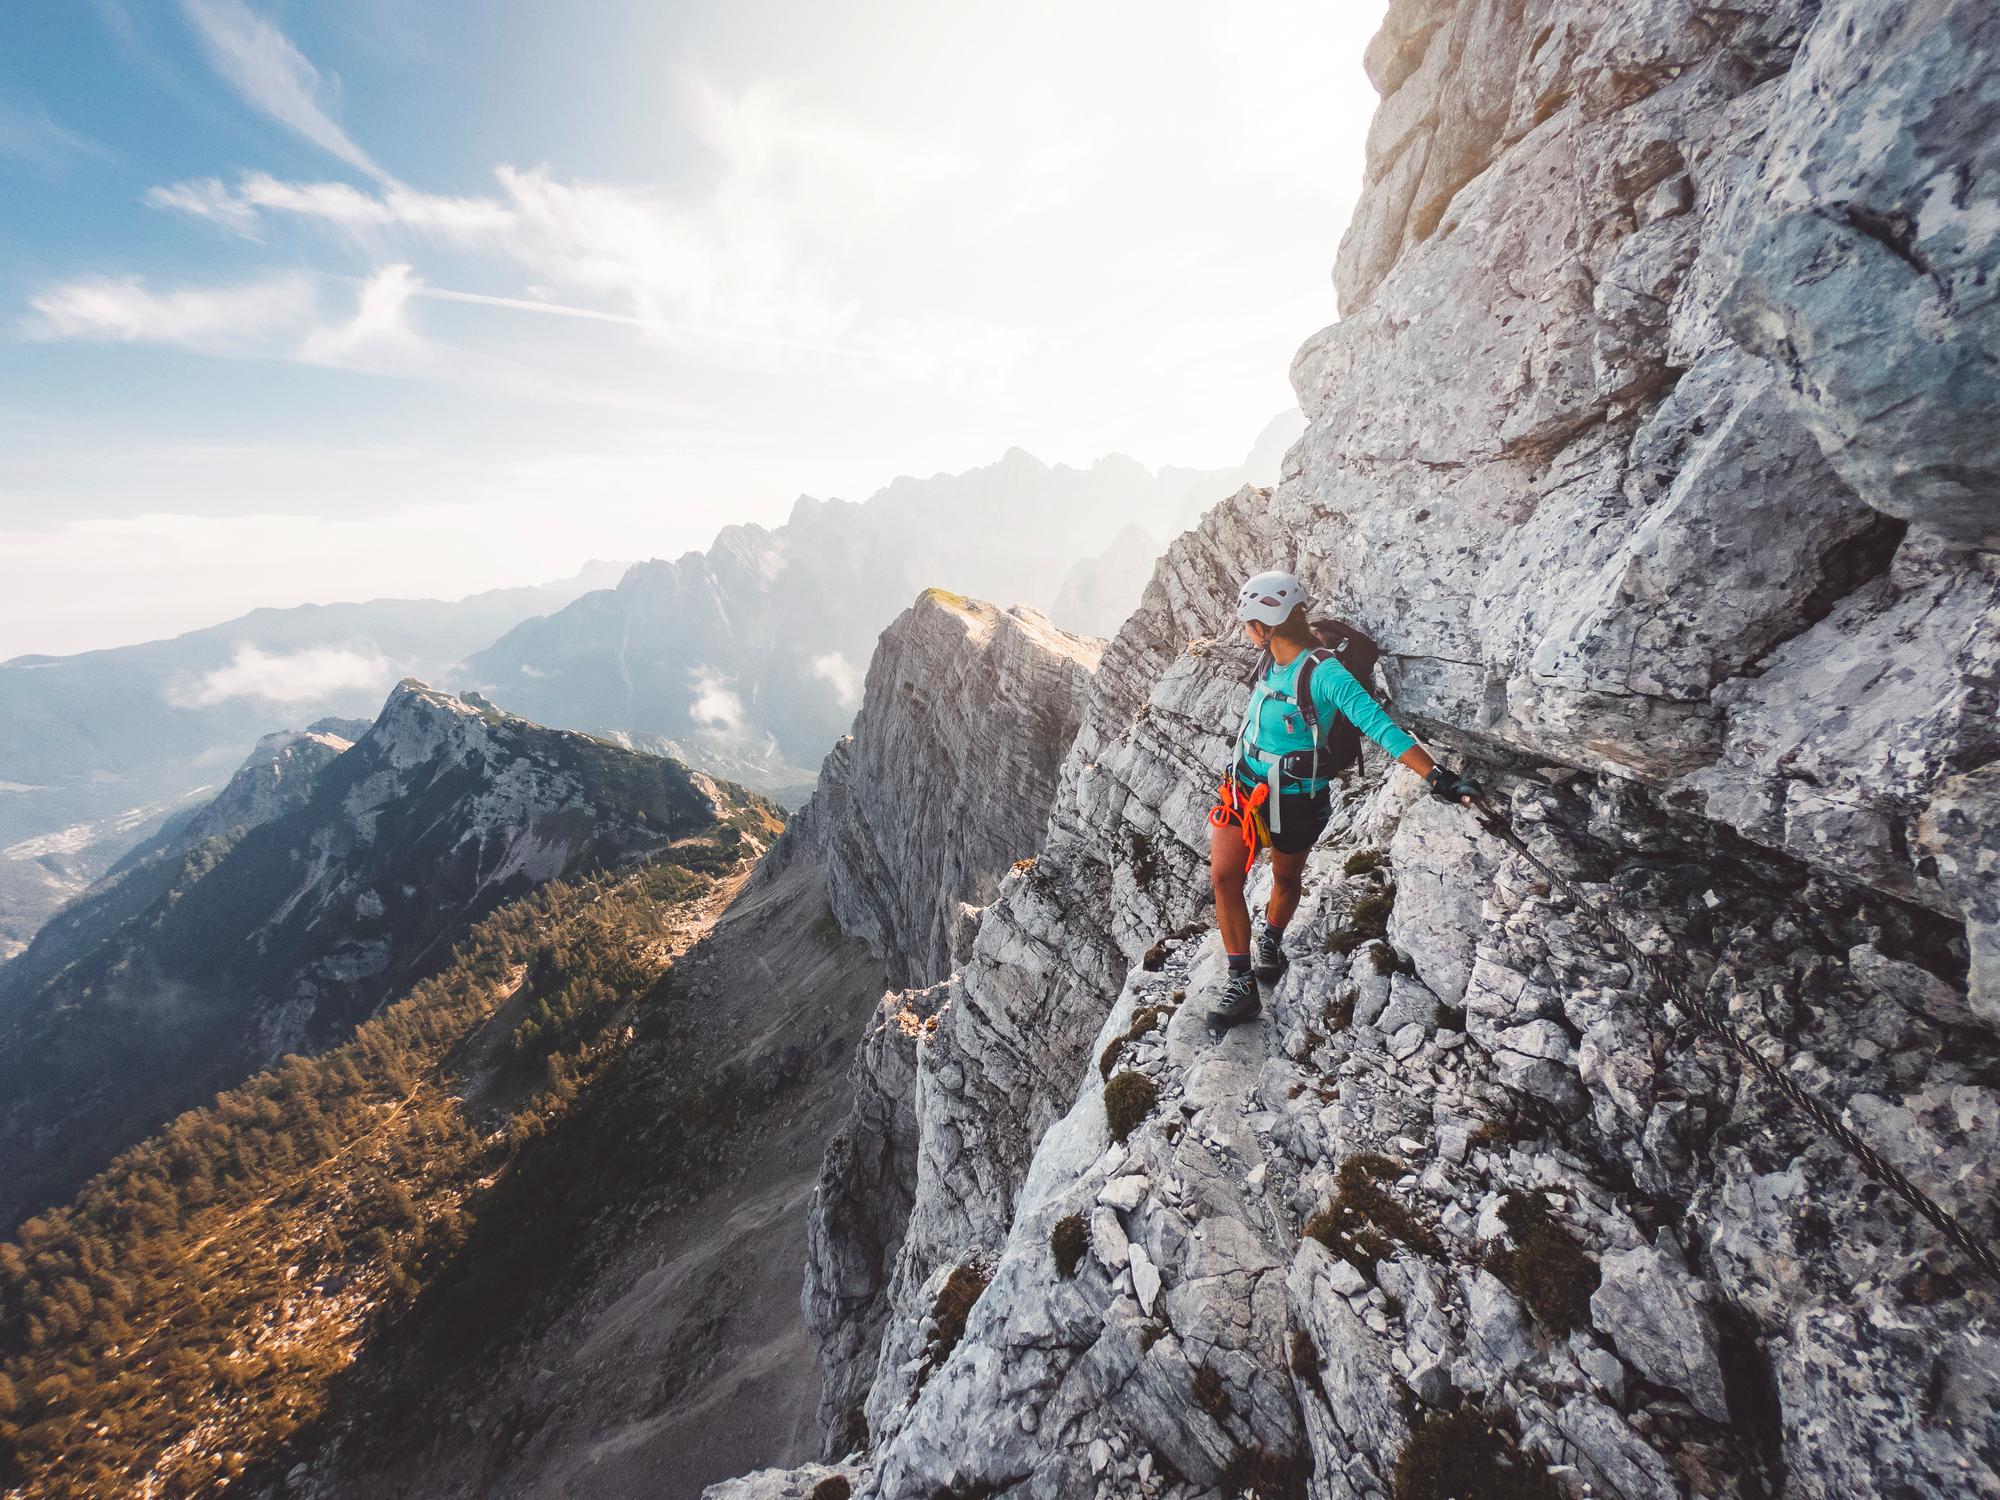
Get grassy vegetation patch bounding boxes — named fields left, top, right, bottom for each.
left=1216, top=1448, right=1312, bottom=1500
left=1325, top=886, right=1396, bottom=956
left=1192, top=1362, right=1234, bottom=1421
left=1392, top=1408, right=1563, bottom=1500
left=1103, top=1071, right=1159, bottom=1144
left=1344, top=849, right=1387, bottom=877
left=1050, top=1214, right=1088, bottom=1279
left=1468, top=1116, right=1520, bottom=1152
left=1099, top=1005, right=1172, bottom=1079
left=1487, top=1194, right=1598, bottom=1335
left=926, top=1263, right=990, bottom=1373
left=1217, top=1445, right=1309, bottom=1500
left=1303, top=1154, right=1442, bottom=1275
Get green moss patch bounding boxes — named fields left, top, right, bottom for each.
left=1486, top=1194, right=1597, bottom=1335
left=1303, top=1154, right=1442, bottom=1274
left=1392, top=1408, right=1563, bottom=1500
left=1051, top=1214, right=1088, bottom=1279
left=1103, top=1071, right=1158, bottom=1144
left=1325, top=886, right=1396, bottom=955
left=1344, top=848, right=1387, bottom=877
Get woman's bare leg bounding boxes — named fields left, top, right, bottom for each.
left=1265, top=847, right=1309, bottom=931
left=1210, top=816, right=1255, bottom=955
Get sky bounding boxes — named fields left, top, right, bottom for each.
left=0, top=0, right=1386, bottom=657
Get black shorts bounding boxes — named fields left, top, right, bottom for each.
left=1250, top=781, right=1332, bottom=855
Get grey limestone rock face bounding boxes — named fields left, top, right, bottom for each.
left=713, top=0, right=2000, bottom=1496
left=1718, top=0, right=2000, bottom=550
left=785, top=592, right=1104, bottom=1448
left=780, top=591, right=1101, bottom=991
left=1589, top=1243, right=1730, bottom=1422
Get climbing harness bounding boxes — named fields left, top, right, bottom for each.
left=1467, top=793, right=2000, bottom=1286
left=1208, top=779, right=1270, bottom=874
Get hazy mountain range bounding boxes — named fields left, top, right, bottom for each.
left=0, top=421, right=1297, bottom=960
left=467, top=418, right=1299, bottom=773
left=0, top=563, right=627, bottom=957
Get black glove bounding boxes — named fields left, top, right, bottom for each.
left=1426, top=764, right=1480, bottom=804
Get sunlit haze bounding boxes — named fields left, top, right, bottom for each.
left=2, top=0, right=1385, bottom=656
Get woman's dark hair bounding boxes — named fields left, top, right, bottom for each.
left=1270, top=603, right=1315, bottom=649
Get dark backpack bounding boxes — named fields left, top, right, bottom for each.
left=1249, top=617, right=1384, bottom=781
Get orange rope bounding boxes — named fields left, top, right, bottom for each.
left=1207, top=779, right=1270, bottom=874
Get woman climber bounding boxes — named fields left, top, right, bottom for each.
left=1207, top=568, right=1478, bottom=1032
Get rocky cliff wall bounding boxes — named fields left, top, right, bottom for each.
left=717, top=1, right=1999, bottom=1497
left=779, top=591, right=1102, bottom=990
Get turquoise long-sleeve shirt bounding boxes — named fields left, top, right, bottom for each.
left=1233, top=649, right=1414, bottom=793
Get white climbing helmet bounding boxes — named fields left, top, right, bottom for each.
left=1235, top=569, right=1305, bottom=627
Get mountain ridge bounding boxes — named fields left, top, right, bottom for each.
left=0, top=679, right=725, bottom=1231
left=466, top=433, right=1294, bottom=776
left=0, top=563, right=627, bottom=957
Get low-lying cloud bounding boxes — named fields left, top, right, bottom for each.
left=171, top=643, right=394, bottom=708
left=687, top=667, right=747, bottom=735
left=809, top=651, right=862, bottom=709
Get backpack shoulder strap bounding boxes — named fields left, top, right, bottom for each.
left=1293, top=647, right=1333, bottom=737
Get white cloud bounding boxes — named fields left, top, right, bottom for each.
left=171, top=643, right=395, bottom=707
left=140, top=75, right=969, bottom=369
left=22, top=265, right=655, bottom=408
left=809, top=651, right=863, bottom=709
left=298, top=262, right=419, bottom=365
left=687, top=668, right=747, bottom=735
left=177, top=0, right=392, bottom=183
left=22, top=273, right=315, bottom=353
left=143, top=176, right=265, bottom=237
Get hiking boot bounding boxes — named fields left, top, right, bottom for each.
left=1208, top=969, right=1263, bottom=1034
left=1253, top=925, right=1289, bottom=982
